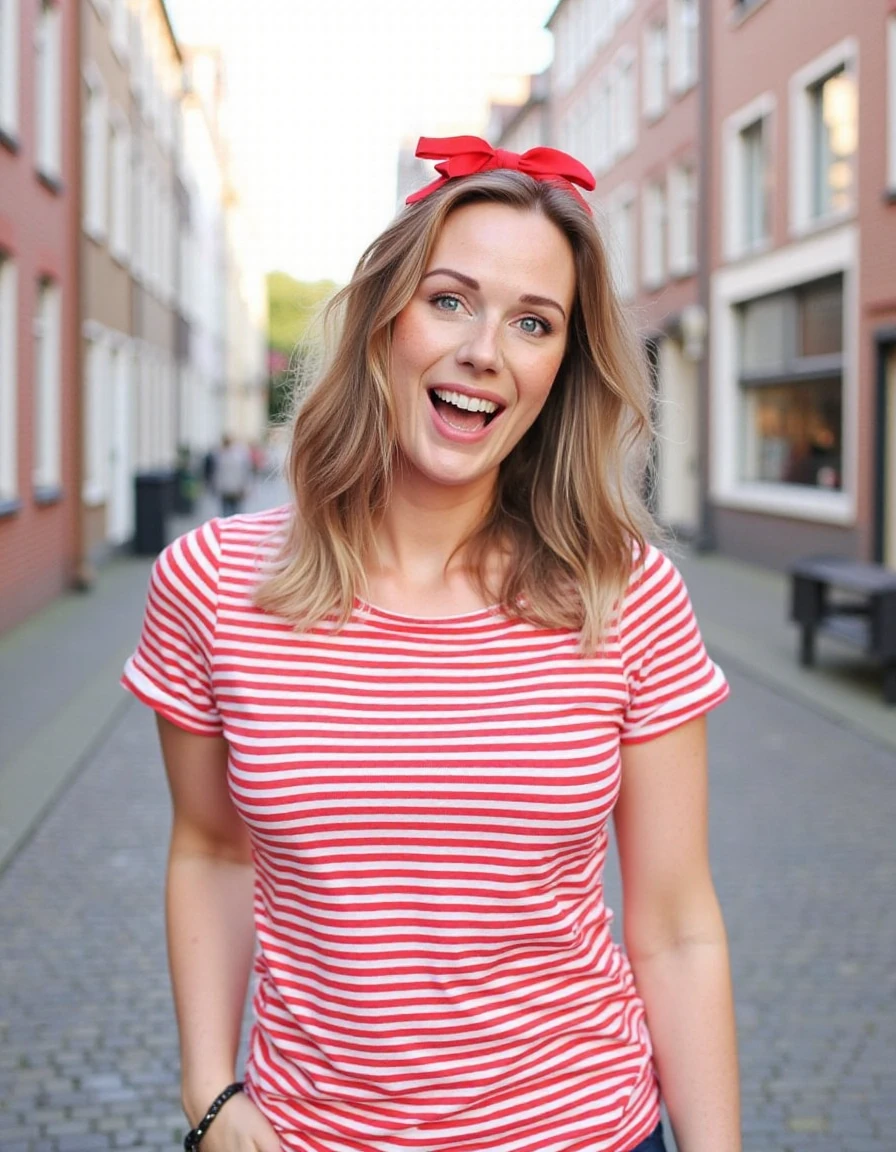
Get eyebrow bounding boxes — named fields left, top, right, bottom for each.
left=422, top=267, right=568, bottom=322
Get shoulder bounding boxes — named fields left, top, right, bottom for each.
left=620, top=542, right=688, bottom=629
left=146, top=505, right=292, bottom=634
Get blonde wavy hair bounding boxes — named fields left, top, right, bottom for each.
left=255, top=170, right=658, bottom=652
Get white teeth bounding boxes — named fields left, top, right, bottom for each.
left=432, top=388, right=499, bottom=414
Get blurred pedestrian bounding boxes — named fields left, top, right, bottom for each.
left=213, top=433, right=252, bottom=517
left=123, top=136, right=740, bottom=1152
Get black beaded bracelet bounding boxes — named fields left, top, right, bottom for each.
left=183, top=1081, right=244, bottom=1150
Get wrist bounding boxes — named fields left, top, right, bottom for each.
left=183, top=1081, right=244, bottom=1149
left=182, top=1072, right=239, bottom=1128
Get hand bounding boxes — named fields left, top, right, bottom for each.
left=196, top=1092, right=283, bottom=1152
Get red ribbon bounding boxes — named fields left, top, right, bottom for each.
left=406, top=135, right=596, bottom=212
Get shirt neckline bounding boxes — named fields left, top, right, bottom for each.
left=353, top=597, right=503, bottom=626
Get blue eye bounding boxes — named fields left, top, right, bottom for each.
left=432, top=294, right=462, bottom=312
left=519, top=316, right=551, bottom=336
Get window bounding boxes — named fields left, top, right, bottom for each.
left=83, top=334, right=109, bottom=504
left=723, top=97, right=773, bottom=261
left=132, top=143, right=144, bottom=280
left=642, top=178, right=667, bottom=289
left=738, top=276, right=844, bottom=490
left=34, top=0, right=61, bottom=181
left=611, top=0, right=634, bottom=29
left=109, top=112, right=130, bottom=261
left=741, top=118, right=769, bottom=251
left=607, top=188, right=636, bottom=301
left=643, top=20, right=668, bottom=121
left=0, top=0, right=20, bottom=139
left=596, top=0, right=611, bottom=48
left=791, top=41, right=858, bottom=233
left=0, top=254, right=17, bottom=503
left=109, top=0, right=127, bottom=60
left=670, top=0, right=699, bottom=94
left=889, top=16, right=896, bottom=192
left=594, top=75, right=612, bottom=174
left=32, top=278, right=61, bottom=493
left=809, top=67, right=857, bottom=219
left=82, top=69, right=108, bottom=239
left=613, top=49, right=636, bottom=157
left=669, top=162, right=697, bottom=276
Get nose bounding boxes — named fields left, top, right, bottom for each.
left=456, top=318, right=503, bottom=375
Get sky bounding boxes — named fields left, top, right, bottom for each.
left=167, top=0, right=557, bottom=284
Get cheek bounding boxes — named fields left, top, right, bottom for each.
left=390, top=312, right=416, bottom=371
left=526, top=352, right=566, bottom=406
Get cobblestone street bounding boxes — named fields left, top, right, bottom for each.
left=1, top=663, right=895, bottom=1151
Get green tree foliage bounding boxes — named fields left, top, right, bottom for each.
left=267, top=272, right=339, bottom=423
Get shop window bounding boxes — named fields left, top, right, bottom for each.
left=738, top=275, right=844, bottom=490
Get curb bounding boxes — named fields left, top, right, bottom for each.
left=700, top=620, right=896, bottom=757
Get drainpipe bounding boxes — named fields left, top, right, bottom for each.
left=695, top=0, right=715, bottom=552
left=72, top=0, right=92, bottom=590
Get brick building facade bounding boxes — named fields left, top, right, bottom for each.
left=708, top=0, right=896, bottom=570
left=0, top=0, right=82, bottom=633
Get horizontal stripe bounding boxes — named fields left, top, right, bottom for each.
left=122, top=505, right=728, bottom=1152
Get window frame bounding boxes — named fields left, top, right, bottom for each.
left=605, top=183, right=637, bottom=302
left=0, top=0, right=21, bottom=143
left=642, top=18, right=668, bottom=122
left=723, top=92, right=775, bottom=262
left=668, top=160, right=698, bottom=278
left=0, top=253, right=18, bottom=506
left=612, top=44, right=637, bottom=159
left=82, top=64, right=109, bottom=241
left=711, top=224, right=858, bottom=523
left=32, top=277, right=62, bottom=496
left=34, top=0, right=62, bottom=184
left=670, top=0, right=699, bottom=95
left=642, top=176, right=668, bottom=290
left=886, top=15, right=896, bottom=194
left=789, top=38, right=858, bottom=237
left=109, top=107, right=131, bottom=263
left=82, top=326, right=109, bottom=506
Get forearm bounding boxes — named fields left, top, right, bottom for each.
left=631, top=926, right=740, bottom=1152
left=166, top=844, right=256, bottom=1124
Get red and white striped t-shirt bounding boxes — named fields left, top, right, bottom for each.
left=123, top=506, right=728, bottom=1152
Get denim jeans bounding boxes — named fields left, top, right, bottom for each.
left=626, top=1121, right=668, bottom=1152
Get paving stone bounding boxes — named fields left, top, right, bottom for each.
left=56, top=1137, right=113, bottom=1152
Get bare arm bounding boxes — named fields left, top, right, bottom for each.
left=615, top=717, right=740, bottom=1152
left=157, top=715, right=280, bottom=1150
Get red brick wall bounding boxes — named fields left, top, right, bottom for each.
left=0, top=0, right=82, bottom=635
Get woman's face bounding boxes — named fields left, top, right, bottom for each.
left=389, top=201, right=576, bottom=502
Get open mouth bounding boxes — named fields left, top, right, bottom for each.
left=428, top=388, right=504, bottom=433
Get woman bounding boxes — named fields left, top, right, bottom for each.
left=123, top=137, right=740, bottom=1152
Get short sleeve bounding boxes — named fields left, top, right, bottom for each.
left=121, top=519, right=224, bottom=736
left=619, top=545, right=729, bottom=744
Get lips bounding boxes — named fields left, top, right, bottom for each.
left=427, top=386, right=505, bottom=433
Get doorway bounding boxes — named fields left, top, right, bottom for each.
left=874, top=330, right=896, bottom=569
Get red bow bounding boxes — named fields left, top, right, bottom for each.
left=406, top=135, right=596, bottom=212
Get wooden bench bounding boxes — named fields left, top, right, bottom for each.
left=789, top=557, right=896, bottom=704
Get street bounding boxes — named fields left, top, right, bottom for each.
left=1, top=655, right=894, bottom=1151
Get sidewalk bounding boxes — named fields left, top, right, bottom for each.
left=675, top=547, right=896, bottom=755
left=0, top=475, right=289, bottom=872
left=1, top=504, right=893, bottom=873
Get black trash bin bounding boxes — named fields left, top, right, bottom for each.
left=134, top=470, right=175, bottom=556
